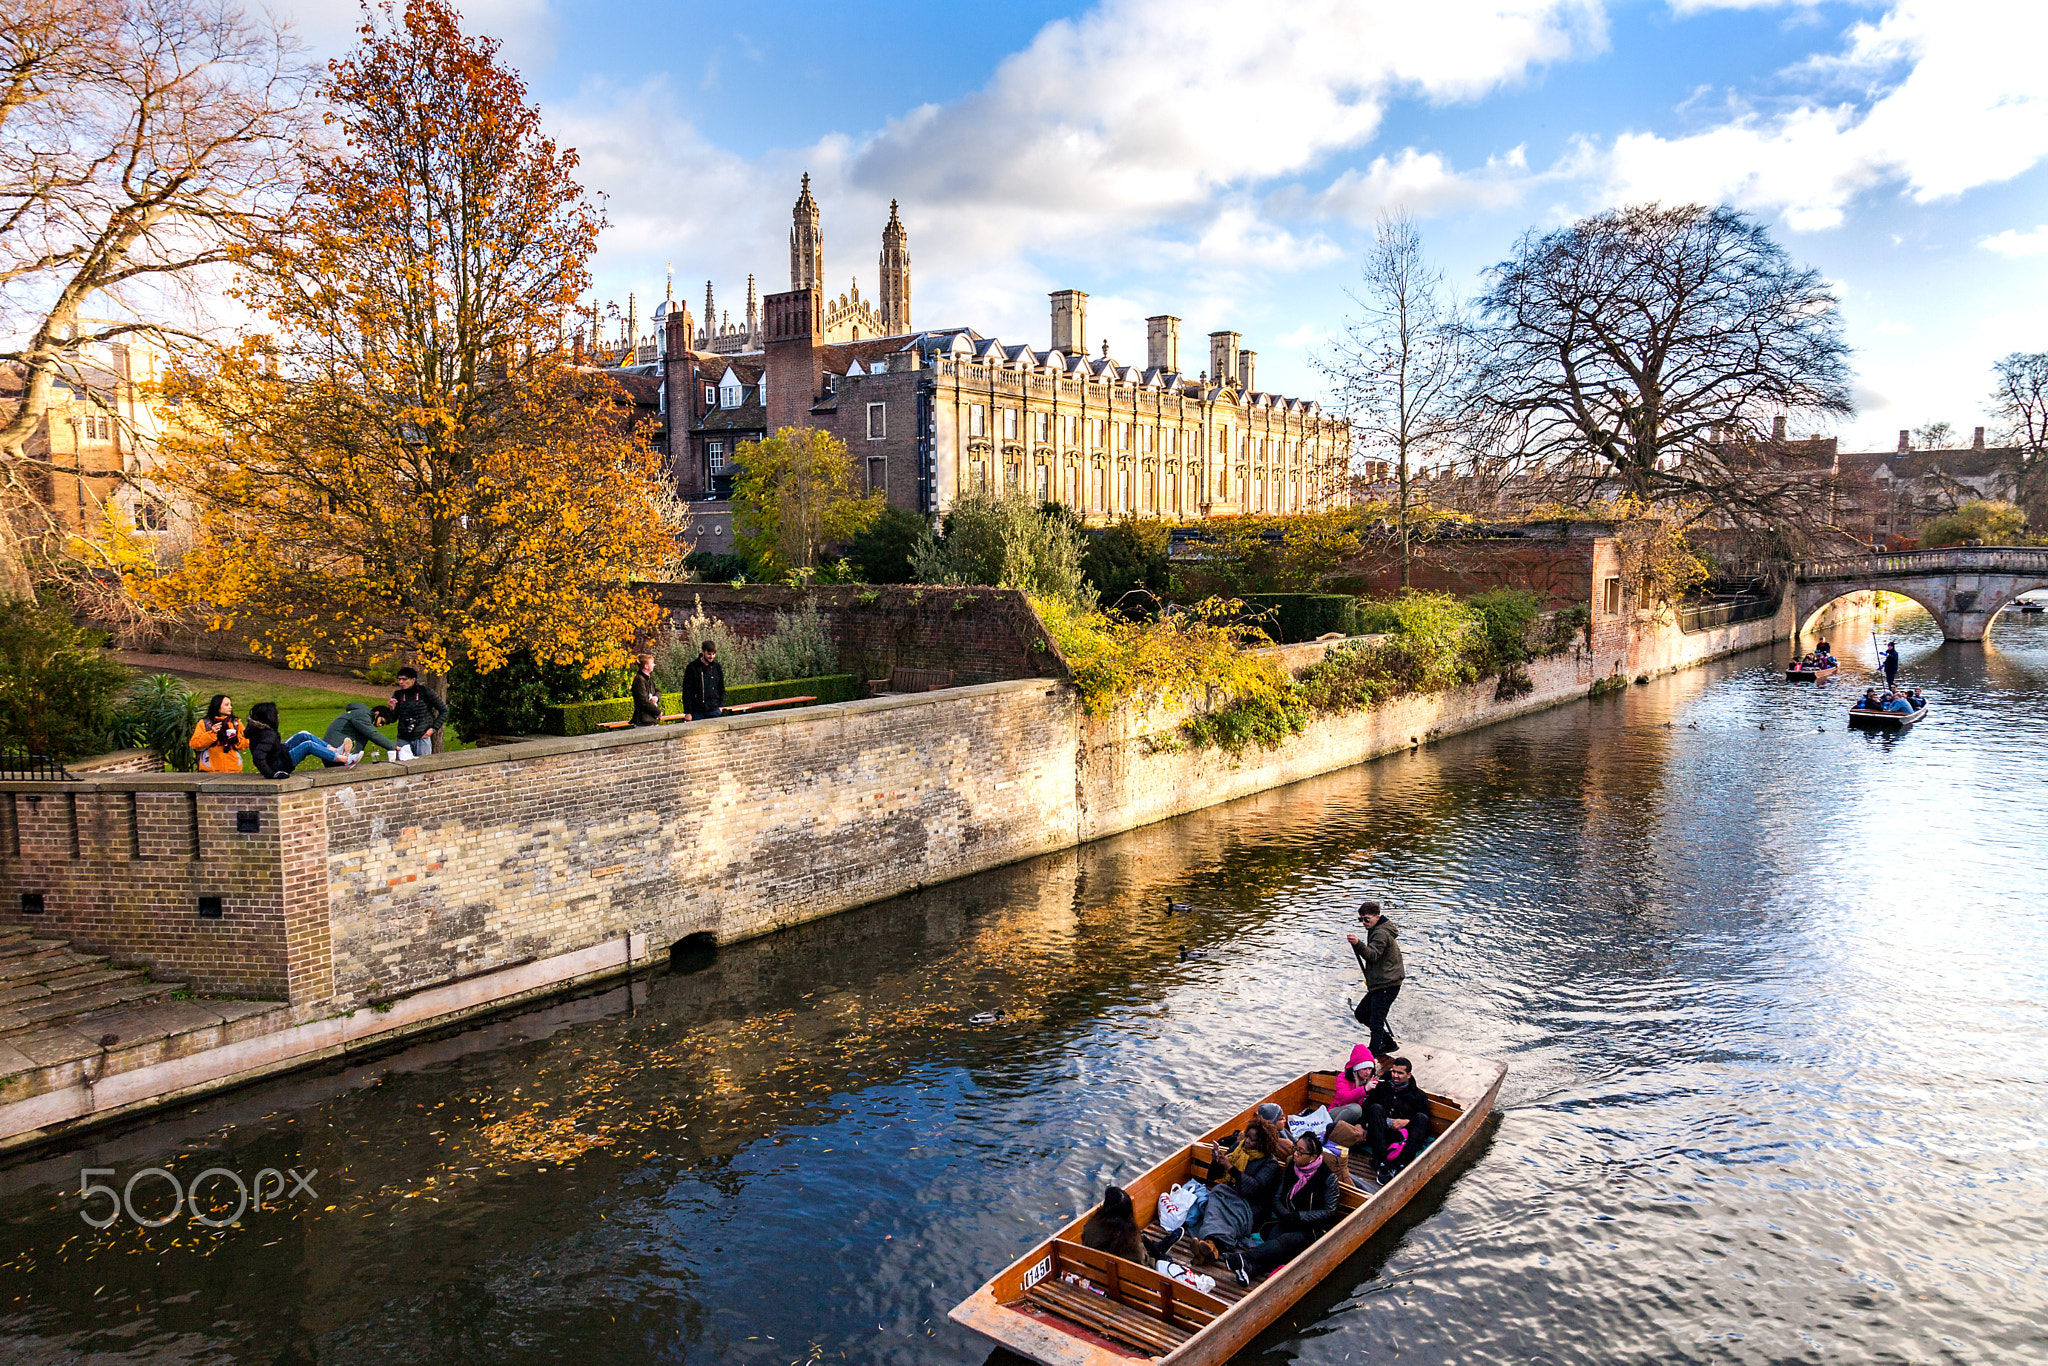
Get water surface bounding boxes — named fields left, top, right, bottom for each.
left=3, top=605, right=2044, bottom=1364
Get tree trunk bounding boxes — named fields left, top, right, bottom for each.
left=1398, top=443, right=1411, bottom=590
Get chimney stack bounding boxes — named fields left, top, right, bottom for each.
left=1772, top=415, right=1788, bottom=444
left=1973, top=425, right=1986, bottom=450
left=1898, top=429, right=1910, bottom=452
left=1050, top=290, right=1089, bottom=356
left=1146, top=315, right=1180, bottom=372
left=1209, top=331, right=1240, bottom=390
left=1238, top=350, right=1257, bottom=392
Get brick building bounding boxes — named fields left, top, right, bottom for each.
left=650, top=178, right=1351, bottom=549
left=1, top=331, right=182, bottom=542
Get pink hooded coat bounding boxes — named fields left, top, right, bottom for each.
left=1332, top=1043, right=1377, bottom=1109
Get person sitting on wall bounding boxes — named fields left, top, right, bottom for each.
left=319, top=701, right=394, bottom=764
left=682, top=641, right=724, bottom=721
left=1222, top=1132, right=1340, bottom=1285
left=245, top=702, right=358, bottom=777
left=1080, top=1185, right=1145, bottom=1264
left=1365, top=1056, right=1435, bottom=1181
left=189, top=694, right=248, bottom=773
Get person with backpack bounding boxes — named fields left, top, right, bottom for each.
left=1347, top=900, right=1406, bottom=1055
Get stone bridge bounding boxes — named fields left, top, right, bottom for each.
left=1792, top=546, right=2048, bottom=641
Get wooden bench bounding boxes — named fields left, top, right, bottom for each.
left=1018, top=1240, right=1224, bottom=1356
left=596, top=697, right=815, bottom=731
left=867, top=666, right=954, bottom=696
left=598, top=713, right=687, bottom=731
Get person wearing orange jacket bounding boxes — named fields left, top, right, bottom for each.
left=188, top=694, right=249, bottom=773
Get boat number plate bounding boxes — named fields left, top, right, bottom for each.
left=1022, top=1255, right=1052, bottom=1291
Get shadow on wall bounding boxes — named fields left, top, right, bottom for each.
left=646, top=583, right=1070, bottom=687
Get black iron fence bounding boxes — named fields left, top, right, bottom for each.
left=1677, top=596, right=1779, bottom=634
left=0, top=751, right=76, bottom=781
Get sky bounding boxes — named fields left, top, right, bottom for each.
left=280, top=0, right=2048, bottom=452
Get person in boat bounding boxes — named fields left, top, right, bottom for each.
left=1327, top=1044, right=1383, bottom=1128
left=1882, top=641, right=1900, bottom=691
left=1223, top=1132, right=1341, bottom=1284
left=1881, top=692, right=1914, bottom=715
left=1347, top=901, right=1406, bottom=1055
left=1178, top=1123, right=1285, bottom=1265
left=1906, top=689, right=1926, bottom=710
left=1081, top=1185, right=1145, bottom=1264
left=1855, top=688, right=1881, bottom=712
left=1365, top=1056, right=1435, bottom=1182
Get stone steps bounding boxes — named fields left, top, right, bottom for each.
left=0, top=933, right=182, bottom=1041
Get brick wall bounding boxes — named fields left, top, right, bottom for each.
left=0, top=780, right=292, bottom=996
left=648, top=583, right=1067, bottom=686
left=1342, top=529, right=1602, bottom=610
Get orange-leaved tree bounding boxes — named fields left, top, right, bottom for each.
left=149, top=0, right=673, bottom=723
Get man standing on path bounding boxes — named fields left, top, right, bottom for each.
left=1347, top=900, right=1406, bottom=1055
left=1882, top=641, right=1900, bottom=692
left=682, top=641, right=724, bottom=722
left=392, top=667, right=446, bottom=758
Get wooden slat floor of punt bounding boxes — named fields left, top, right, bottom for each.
left=1013, top=1301, right=1153, bottom=1360
left=1025, top=1281, right=1191, bottom=1355
left=1139, top=1225, right=1253, bottom=1304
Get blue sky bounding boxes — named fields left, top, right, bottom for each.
left=291, top=0, right=2048, bottom=451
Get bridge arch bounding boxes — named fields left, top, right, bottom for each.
left=1795, top=583, right=1947, bottom=641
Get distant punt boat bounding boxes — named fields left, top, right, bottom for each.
left=948, top=1045, right=1505, bottom=1366
left=1786, top=665, right=1838, bottom=681
left=1848, top=704, right=1928, bottom=730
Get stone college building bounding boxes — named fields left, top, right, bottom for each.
left=645, top=179, right=1352, bottom=548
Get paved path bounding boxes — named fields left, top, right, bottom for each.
left=116, top=651, right=388, bottom=699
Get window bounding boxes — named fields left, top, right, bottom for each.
left=1092, top=418, right=1105, bottom=447
left=705, top=384, right=717, bottom=406
left=1034, top=411, right=1050, bottom=442
left=721, top=382, right=742, bottom=408
left=708, top=440, right=725, bottom=471
left=1096, top=466, right=1108, bottom=511
left=1140, top=426, right=1152, bottom=453
left=868, top=457, right=885, bottom=493
left=1036, top=464, right=1049, bottom=502
left=867, top=402, right=886, bottom=440
left=969, top=404, right=986, bottom=437
left=1117, top=466, right=1130, bottom=511
left=1002, top=407, right=1019, bottom=440
left=134, top=501, right=168, bottom=532
left=1165, top=428, right=1177, bottom=455
left=971, top=459, right=988, bottom=493
left=1062, top=415, right=1076, bottom=445
left=1063, top=464, right=1077, bottom=506
left=1144, top=467, right=1155, bottom=510
left=1602, top=576, right=1622, bottom=616
left=1115, top=421, right=1128, bottom=450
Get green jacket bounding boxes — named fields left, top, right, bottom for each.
left=1355, top=919, right=1405, bottom=991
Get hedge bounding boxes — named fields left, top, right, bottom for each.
left=1236, top=594, right=1363, bottom=643
left=543, top=673, right=864, bottom=736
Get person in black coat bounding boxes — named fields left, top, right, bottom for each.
left=245, top=702, right=356, bottom=778
left=391, top=667, right=446, bottom=756
left=1365, top=1056, right=1434, bottom=1177
left=681, top=642, right=724, bottom=720
left=1227, top=1132, right=1341, bottom=1283
left=630, top=653, right=663, bottom=726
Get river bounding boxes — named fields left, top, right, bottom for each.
left=3, top=604, right=2045, bottom=1365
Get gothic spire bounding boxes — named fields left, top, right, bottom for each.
left=790, top=172, right=823, bottom=291
left=879, top=197, right=911, bottom=335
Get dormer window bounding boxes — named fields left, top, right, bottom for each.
left=720, top=381, right=741, bottom=408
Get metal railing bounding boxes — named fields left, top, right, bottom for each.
left=1677, top=597, right=1780, bottom=633
left=1794, top=546, right=2048, bottom=581
left=0, top=750, right=76, bottom=781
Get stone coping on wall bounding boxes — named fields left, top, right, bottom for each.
left=0, top=680, right=1057, bottom=796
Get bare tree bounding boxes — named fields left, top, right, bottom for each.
left=0, top=0, right=308, bottom=598
left=1319, top=214, right=1482, bottom=585
left=1989, top=351, right=2048, bottom=524
left=1477, top=203, right=1854, bottom=553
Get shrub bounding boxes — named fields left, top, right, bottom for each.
left=111, top=673, right=202, bottom=771
left=1922, top=499, right=2032, bottom=548
left=684, top=551, right=751, bottom=583
left=1464, top=588, right=1543, bottom=673
left=1037, top=594, right=1279, bottom=718
left=751, top=598, right=839, bottom=682
left=658, top=595, right=757, bottom=688
left=1083, top=517, right=1171, bottom=611
left=914, top=490, right=1092, bottom=607
left=1236, top=593, right=1363, bottom=643
left=845, top=505, right=926, bottom=584
left=448, top=650, right=627, bottom=739
left=0, top=597, right=133, bottom=759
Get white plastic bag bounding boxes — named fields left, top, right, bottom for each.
left=1288, top=1105, right=1333, bottom=1140
left=1156, top=1180, right=1202, bottom=1232
left=1155, top=1261, right=1217, bottom=1295
left=393, top=743, right=413, bottom=761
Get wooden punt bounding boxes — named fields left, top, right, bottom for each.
left=1848, top=703, right=1928, bottom=730
left=948, top=1043, right=1505, bottom=1366
left=1785, top=665, right=1838, bottom=681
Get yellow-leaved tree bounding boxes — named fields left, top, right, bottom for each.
left=149, top=0, right=674, bottom=717
left=731, top=426, right=880, bottom=576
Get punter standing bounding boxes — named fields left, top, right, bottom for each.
left=1347, top=900, right=1406, bottom=1055
left=1881, top=641, right=1900, bottom=692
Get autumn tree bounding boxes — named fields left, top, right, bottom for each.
left=1320, top=214, right=1482, bottom=586
left=1478, top=204, right=1854, bottom=553
left=731, top=426, right=880, bottom=575
left=151, top=0, right=674, bottom=727
left=0, top=0, right=308, bottom=597
left=1989, top=351, right=2048, bottom=524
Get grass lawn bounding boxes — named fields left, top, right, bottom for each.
left=132, top=670, right=468, bottom=772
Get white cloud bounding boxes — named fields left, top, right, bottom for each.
left=1306, top=146, right=1541, bottom=221
left=1980, top=225, right=2048, bottom=258
left=1875, top=319, right=1913, bottom=336
left=1599, top=2, right=2048, bottom=230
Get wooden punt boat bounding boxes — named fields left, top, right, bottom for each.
left=1848, top=703, right=1928, bottom=730
left=1785, top=665, right=1838, bottom=681
left=949, top=1043, right=1505, bottom=1365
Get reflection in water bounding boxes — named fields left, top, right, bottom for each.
left=3, top=605, right=2045, bottom=1364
